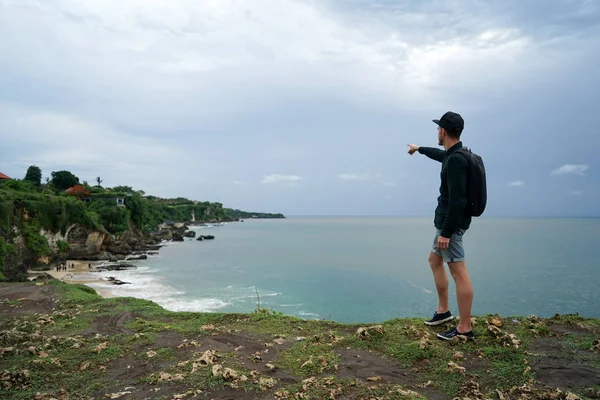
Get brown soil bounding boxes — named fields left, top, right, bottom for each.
left=0, top=282, right=58, bottom=316
left=82, top=311, right=134, bottom=336
left=548, top=323, right=597, bottom=336
left=529, top=338, right=600, bottom=390
left=336, top=347, right=412, bottom=383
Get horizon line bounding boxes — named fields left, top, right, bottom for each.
left=278, top=215, right=600, bottom=219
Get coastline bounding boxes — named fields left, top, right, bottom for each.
left=28, top=259, right=122, bottom=298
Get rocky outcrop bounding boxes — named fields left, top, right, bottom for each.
left=172, top=232, right=184, bottom=242
left=184, top=231, right=196, bottom=238
left=154, top=229, right=173, bottom=241
left=40, top=225, right=107, bottom=261
left=96, top=263, right=137, bottom=271
left=197, top=235, right=215, bottom=241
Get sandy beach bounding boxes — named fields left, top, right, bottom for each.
left=28, top=259, right=117, bottom=298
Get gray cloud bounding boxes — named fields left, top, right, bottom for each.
left=0, top=0, right=599, bottom=216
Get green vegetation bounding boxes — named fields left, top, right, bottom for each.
left=224, top=208, right=285, bottom=219
left=50, top=170, right=80, bottom=191
left=0, top=166, right=284, bottom=281
left=23, top=165, right=42, bottom=187
left=1, top=282, right=598, bottom=400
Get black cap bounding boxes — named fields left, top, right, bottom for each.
left=433, top=111, right=464, bottom=132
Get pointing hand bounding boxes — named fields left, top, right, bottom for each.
left=407, top=144, right=420, bottom=155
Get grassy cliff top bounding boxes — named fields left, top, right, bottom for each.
left=0, top=282, right=599, bottom=400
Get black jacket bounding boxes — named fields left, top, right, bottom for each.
left=418, top=141, right=471, bottom=237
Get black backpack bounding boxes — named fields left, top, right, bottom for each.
left=455, top=147, right=487, bottom=217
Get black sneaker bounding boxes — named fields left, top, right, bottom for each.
left=436, top=327, right=475, bottom=341
left=424, top=311, right=455, bottom=326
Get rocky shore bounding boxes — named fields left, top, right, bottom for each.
left=44, top=221, right=221, bottom=267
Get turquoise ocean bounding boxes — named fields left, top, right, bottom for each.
left=85, top=217, right=600, bottom=323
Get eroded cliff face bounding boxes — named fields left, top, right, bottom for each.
left=36, top=225, right=106, bottom=259
left=4, top=212, right=183, bottom=280
left=65, top=226, right=106, bottom=258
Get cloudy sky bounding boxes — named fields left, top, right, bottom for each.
left=1, top=0, right=598, bottom=216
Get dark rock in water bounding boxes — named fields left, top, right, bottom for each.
left=112, top=280, right=131, bottom=285
left=144, top=245, right=163, bottom=251
left=196, top=236, right=204, bottom=241
left=147, top=251, right=159, bottom=255
left=184, top=231, right=196, bottom=238
left=201, top=235, right=215, bottom=240
left=172, top=232, right=184, bottom=242
left=100, top=263, right=137, bottom=271
left=126, top=254, right=147, bottom=261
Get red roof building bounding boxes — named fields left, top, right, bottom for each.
left=0, top=172, right=11, bottom=180
left=66, top=184, right=91, bottom=197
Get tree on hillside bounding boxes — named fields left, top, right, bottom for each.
left=50, top=170, right=80, bottom=191
left=24, top=165, right=42, bottom=187
left=96, top=176, right=103, bottom=187
left=111, top=185, right=134, bottom=193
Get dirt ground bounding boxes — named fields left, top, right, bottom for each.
left=1, top=283, right=599, bottom=400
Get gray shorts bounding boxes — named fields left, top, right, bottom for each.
left=432, top=228, right=466, bottom=263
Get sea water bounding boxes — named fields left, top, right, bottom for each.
left=85, top=217, right=600, bottom=323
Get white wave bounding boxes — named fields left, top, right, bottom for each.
left=297, top=311, right=321, bottom=319
left=407, top=279, right=433, bottom=295
left=155, top=297, right=230, bottom=312
left=85, top=265, right=229, bottom=313
left=279, top=303, right=304, bottom=307
left=231, top=292, right=282, bottom=301
left=261, top=292, right=282, bottom=297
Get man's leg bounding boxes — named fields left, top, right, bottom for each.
left=448, top=261, right=473, bottom=333
left=429, top=251, right=449, bottom=313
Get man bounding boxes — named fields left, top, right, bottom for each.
left=407, top=111, right=474, bottom=340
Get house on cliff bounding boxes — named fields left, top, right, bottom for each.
left=66, top=184, right=91, bottom=199
left=66, top=185, right=127, bottom=207
left=0, top=172, right=11, bottom=180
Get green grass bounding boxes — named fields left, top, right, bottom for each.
left=273, top=377, right=355, bottom=400
left=51, top=280, right=102, bottom=305
left=139, top=347, right=175, bottom=361
left=423, top=357, right=466, bottom=397
left=0, top=334, right=124, bottom=399
left=338, top=319, right=448, bottom=367
left=481, top=346, right=533, bottom=390
left=278, top=340, right=340, bottom=377
left=2, top=282, right=600, bottom=400
left=355, top=384, right=426, bottom=400
left=141, top=352, right=258, bottom=393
